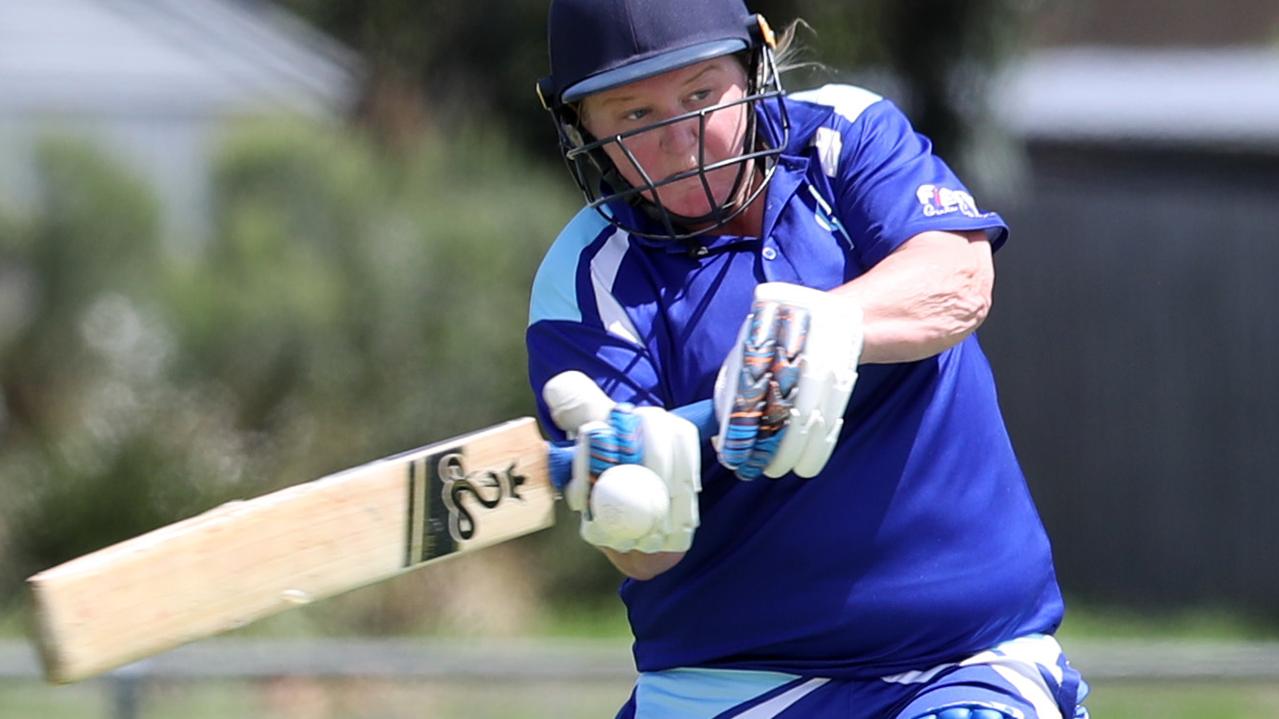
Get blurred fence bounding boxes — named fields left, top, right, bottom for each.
left=4, top=638, right=1279, bottom=718
left=978, top=47, right=1279, bottom=618
left=980, top=138, right=1279, bottom=615
left=0, top=638, right=636, bottom=719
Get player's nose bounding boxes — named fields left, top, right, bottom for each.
left=659, top=115, right=700, bottom=156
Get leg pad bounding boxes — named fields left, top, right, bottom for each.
left=912, top=705, right=1021, bottom=719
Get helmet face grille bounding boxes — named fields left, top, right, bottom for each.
left=550, top=47, right=790, bottom=242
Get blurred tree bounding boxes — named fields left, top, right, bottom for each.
left=1, top=141, right=225, bottom=585
left=276, top=0, right=1043, bottom=187
left=0, top=120, right=592, bottom=632
left=276, top=0, right=553, bottom=157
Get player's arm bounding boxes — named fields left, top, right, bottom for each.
left=832, top=229, right=994, bottom=364
left=599, top=547, right=684, bottom=581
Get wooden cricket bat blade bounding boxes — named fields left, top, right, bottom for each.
left=27, top=417, right=555, bottom=684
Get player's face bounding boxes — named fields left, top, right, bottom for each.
left=580, top=56, right=751, bottom=220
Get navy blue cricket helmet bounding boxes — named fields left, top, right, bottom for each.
left=537, top=0, right=790, bottom=241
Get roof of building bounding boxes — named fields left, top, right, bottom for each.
left=0, top=0, right=360, bottom=117
left=996, top=46, right=1279, bottom=148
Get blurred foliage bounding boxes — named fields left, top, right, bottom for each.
left=755, top=0, right=1043, bottom=180
left=0, top=122, right=586, bottom=632
left=0, top=140, right=221, bottom=584
left=278, top=0, right=1043, bottom=191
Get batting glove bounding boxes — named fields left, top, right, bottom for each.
left=714, top=282, right=863, bottom=479
left=542, top=371, right=701, bottom=553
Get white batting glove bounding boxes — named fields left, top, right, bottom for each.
left=542, top=371, right=701, bottom=553
left=714, top=282, right=863, bottom=479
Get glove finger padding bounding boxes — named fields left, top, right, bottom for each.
left=716, top=302, right=779, bottom=472
left=792, top=351, right=857, bottom=478
left=587, top=404, right=642, bottom=486
left=566, top=420, right=607, bottom=513
left=752, top=305, right=807, bottom=476
left=543, top=370, right=615, bottom=437
left=715, top=302, right=811, bottom=480
left=763, top=284, right=862, bottom=478
left=633, top=406, right=701, bottom=552
left=715, top=282, right=863, bottom=480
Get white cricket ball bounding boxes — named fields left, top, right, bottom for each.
left=590, top=464, right=669, bottom=541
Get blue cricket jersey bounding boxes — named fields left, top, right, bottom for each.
left=526, top=85, right=1064, bottom=679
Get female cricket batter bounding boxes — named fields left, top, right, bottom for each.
left=526, top=1, right=1089, bottom=717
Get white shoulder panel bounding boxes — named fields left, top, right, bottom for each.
left=789, top=84, right=884, bottom=177
left=529, top=208, right=610, bottom=326
left=589, top=229, right=642, bottom=345
left=790, top=84, right=883, bottom=124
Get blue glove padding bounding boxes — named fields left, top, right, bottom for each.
left=582, top=404, right=643, bottom=517
left=717, top=301, right=807, bottom=479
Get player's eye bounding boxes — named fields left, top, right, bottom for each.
left=687, top=89, right=713, bottom=104
left=621, top=107, right=650, bottom=122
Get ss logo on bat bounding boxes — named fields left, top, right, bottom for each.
left=438, top=453, right=527, bottom=541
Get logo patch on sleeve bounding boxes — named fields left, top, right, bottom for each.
left=916, top=184, right=992, bottom=219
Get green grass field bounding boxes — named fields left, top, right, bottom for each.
left=1084, top=683, right=1279, bottom=719
left=4, top=601, right=1278, bottom=718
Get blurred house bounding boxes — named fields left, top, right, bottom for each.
left=1000, top=47, right=1279, bottom=150
left=984, top=47, right=1279, bottom=615
left=1033, top=0, right=1279, bottom=48
left=0, top=0, right=360, bottom=246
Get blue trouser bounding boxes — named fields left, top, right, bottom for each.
left=616, top=634, right=1088, bottom=719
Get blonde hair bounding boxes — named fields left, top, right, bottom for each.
left=771, top=18, right=825, bottom=80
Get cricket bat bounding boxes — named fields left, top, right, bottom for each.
left=27, top=401, right=715, bottom=684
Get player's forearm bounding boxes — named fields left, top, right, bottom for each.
left=833, top=230, right=993, bottom=364
left=601, top=547, right=685, bottom=580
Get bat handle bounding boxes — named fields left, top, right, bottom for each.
left=547, top=399, right=717, bottom=490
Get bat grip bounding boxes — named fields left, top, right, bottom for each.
left=547, top=399, right=717, bottom=490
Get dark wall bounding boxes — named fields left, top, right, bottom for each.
left=1034, top=0, right=1279, bottom=48
left=980, top=142, right=1279, bottom=616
